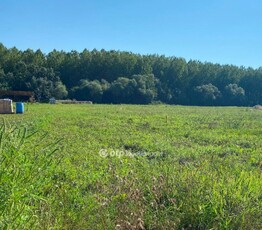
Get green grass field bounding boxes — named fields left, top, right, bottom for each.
left=0, top=104, right=261, bottom=229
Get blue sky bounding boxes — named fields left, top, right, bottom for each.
left=1, top=0, right=262, bottom=68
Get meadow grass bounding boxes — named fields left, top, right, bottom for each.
left=0, top=104, right=261, bottom=229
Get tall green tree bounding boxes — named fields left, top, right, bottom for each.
left=0, top=43, right=261, bottom=105
left=195, top=84, right=221, bottom=105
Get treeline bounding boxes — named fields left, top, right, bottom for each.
left=0, top=43, right=261, bottom=105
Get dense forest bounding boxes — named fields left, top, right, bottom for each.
left=0, top=43, right=261, bottom=106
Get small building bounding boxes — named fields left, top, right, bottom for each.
left=49, top=97, right=56, bottom=104
left=0, top=99, right=14, bottom=114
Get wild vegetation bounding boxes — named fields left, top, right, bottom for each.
left=0, top=43, right=261, bottom=105
left=0, top=104, right=261, bottom=229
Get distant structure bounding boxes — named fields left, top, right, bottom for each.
left=0, top=90, right=34, bottom=102
left=49, top=98, right=93, bottom=104
left=49, top=97, right=56, bottom=104
left=56, top=100, right=93, bottom=104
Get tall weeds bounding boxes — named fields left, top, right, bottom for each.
left=0, top=121, right=62, bottom=229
